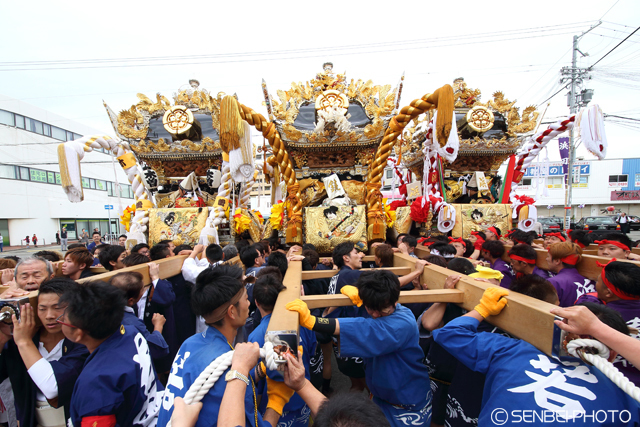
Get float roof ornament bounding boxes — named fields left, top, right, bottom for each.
left=103, top=80, right=226, bottom=189
left=262, top=63, right=404, bottom=180
left=402, top=78, right=539, bottom=174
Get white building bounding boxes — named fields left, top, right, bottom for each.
left=0, top=95, right=133, bottom=247
left=516, top=157, right=640, bottom=219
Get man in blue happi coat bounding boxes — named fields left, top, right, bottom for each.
left=158, top=264, right=290, bottom=427
left=287, top=270, right=432, bottom=427
left=434, top=286, right=640, bottom=426
left=248, top=273, right=316, bottom=426
left=60, top=281, right=161, bottom=427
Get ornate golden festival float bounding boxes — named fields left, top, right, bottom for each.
left=384, top=77, right=542, bottom=240
left=59, top=63, right=607, bottom=251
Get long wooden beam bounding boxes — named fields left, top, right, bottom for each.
left=319, top=255, right=376, bottom=263
left=415, top=244, right=640, bottom=281
left=300, top=266, right=411, bottom=280
left=301, top=289, right=464, bottom=309
left=76, top=255, right=188, bottom=285
left=393, top=252, right=560, bottom=356
left=266, top=260, right=302, bottom=356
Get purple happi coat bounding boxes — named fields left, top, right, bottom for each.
left=490, top=259, right=515, bottom=289
left=547, top=267, right=594, bottom=307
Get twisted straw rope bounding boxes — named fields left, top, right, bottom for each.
left=238, top=104, right=301, bottom=216
left=212, top=162, right=231, bottom=227
left=567, top=338, right=640, bottom=403
left=166, top=342, right=279, bottom=427
left=67, top=135, right=152, bottom=234
left=366, top=87, right=450, bottom=214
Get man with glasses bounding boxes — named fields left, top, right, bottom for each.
left=241, top=244, right=266, bottom=278
left=58, top=281, right=161, bottom=427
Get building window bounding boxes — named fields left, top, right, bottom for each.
left=0, top=110, right=14, bottom=126
left=386, top=169, right=393, bottom=179
left=51, top=126, right=66, bottom=140
left=43, top=123, right=51, bottom=137
left=522, top=178, right=532, bottom=186
left=0, top=165, right=16, bottom=179
left=47, top=171, right=56, bottom=184
left=82, top=177, right=90, bottom=188
left=107, top=181, right=114, bottom=196
left=97, top=180, right=106, bottom=191
left=30, top=169, right=48, bottom=183
left=18, top=167, right=30, bottom=181
left=14, top=114, right=25, bottom=129
left=55, top=173, right=61, bottom=185
left=609, top=175, right=628, bottom=188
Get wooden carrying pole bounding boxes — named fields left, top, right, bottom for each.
left=415, top=244, right=640, bottom=281
left=392, top=252, right=561, bottom=356
left=64, top=251, right=564, bottom=356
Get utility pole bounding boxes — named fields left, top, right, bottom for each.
left=561, top=22, right=600, bottom=230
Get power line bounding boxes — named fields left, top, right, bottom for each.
left=589, top=26, right=640, bottom=69
left=537, top=83, right=571, bottom=107
left=0, top=21, right=593, bottom=67
left=0, top=24, right=594, bottom=72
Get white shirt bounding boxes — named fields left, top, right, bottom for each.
left=137, top=279, right=159, bottom=320
left=181, top=257, right=220, bottom=284
left=28, top=339, right=63, bottom=401
left=620, top=215, right=628, bottom=223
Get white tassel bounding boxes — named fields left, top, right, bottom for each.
left=577, top=104, right=607, bottom=160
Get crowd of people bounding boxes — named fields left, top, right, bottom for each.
left=0, top=224, right=639, bottom=426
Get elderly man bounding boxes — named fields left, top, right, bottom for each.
left=6, top=257, right=54, bottom=292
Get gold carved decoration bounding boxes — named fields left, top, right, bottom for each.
left=136, top=93, right=172, bottom=114
left=466, top=106, right=495, bottom=132
left=282, top=124, right=302, bottom=141
left=364, top=118, right=385, bottom=139
left=117, top=106, right=148, bottom=139
left=487, top=91, right=517, bottom=113
left=315, top=90, right=349, bottom=113
left=270, top=64, right=398, bottom=125
left=163, top=106, right=194, bottom=135
left=508, top=106, right=539, bottom=134
left=451, top=204, right=512, bottom=238
left=453, top=78, right=482, bottom=108
left=135, top=139, right=171, bottom=153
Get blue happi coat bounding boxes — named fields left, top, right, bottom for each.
left=157, top=326, right=269, bottom=427
left=69, top=326, right=161, bottom=427
left=338, top=304, right=432, bottom=427
left=434, top=316, right=640, bottom=426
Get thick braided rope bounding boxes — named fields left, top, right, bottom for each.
left=237, top=104, right=300, bottom=215
left=567, top=339, right=640, bottom=403
left=58, top=135, right=151, bottom=234
left=211, top=162, right=232, bottom=227
left=166, top=342, right=279, bottom=427
left=239, top=170, right=257, bottom=209
left=508, top=116, right=575, bottom=204
left=366, top=88, right=451, bottom=214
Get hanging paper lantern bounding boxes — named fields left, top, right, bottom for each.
left=547, top=205, right=554, bottom=210
left=607, top=206, right=615, bottom=212
left=578, top=204, right=585, bottom=209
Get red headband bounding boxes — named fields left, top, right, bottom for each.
left=545, top=232, right=566, bottom=242
left=510, top=254, right=536, bottom=265
left=487, top=227, right=501, bottom=238
left=449, top=237, right=464, bottom=244
left=471, top=231, right=483, bottom=237
left=597, top=259, right=640, bottom=301
left=595, top=240, right=630, bottom=252
left=547, top=248, right=580, bottom=265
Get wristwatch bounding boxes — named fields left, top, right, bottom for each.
left=225, top=369, right=250, bottom=386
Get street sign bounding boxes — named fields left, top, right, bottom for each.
left=104, top=205, right=114, bottom=210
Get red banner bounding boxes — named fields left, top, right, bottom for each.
left=611, top=191, right=640, bottom=201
